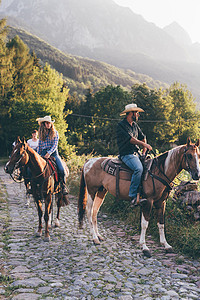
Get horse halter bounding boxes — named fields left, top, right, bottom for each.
left=10, top=145, right=28, bottom=171
left=183, top=146, right=196, bottom=173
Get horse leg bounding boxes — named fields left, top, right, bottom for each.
left=139, top=201, right=153, bottom=257
left=35, top=199, right=43, bottom=237
left=86, top=191, right=100, bottom=245
left=44, top=194, right=52, bottom=242
left=55, top=194, right=61, bottom=227
left=92, top=189, right=107, bottom=243
left=156, top=202, right=172, bottom=252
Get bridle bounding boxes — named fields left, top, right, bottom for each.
left=9, top=144, right=48, bottom=181
left=147, top=146, right=198, bottom=195
left=183, top=146, right=196, bottom=174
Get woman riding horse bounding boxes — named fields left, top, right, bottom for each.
left=5, top=137, right=69, bottom=241
left=36, top=115, right=68, bottom=195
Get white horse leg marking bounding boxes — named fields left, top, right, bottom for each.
left=48, top=212, right=52, bottom=228
left=139, top=214, right=149, bottom=251
left=92, top=194, right=105, bottom=241
left=157, top=223, right=172, bottom=249
left=55, top=218, right=60, bottom=227
left=86, top=189, right=100, bottom=244
left=25, top=194, right=30, bottom=207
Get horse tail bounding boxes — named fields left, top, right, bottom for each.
left=78, top=168, right=87, bottom=229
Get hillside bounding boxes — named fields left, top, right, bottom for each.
left=0, top=0, right=188, bottom=62
left=1, top=0, right=200, bottom=104
left=7, top=26, right=168, bottom=97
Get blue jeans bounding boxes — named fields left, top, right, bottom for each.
left=40, top=150, right=65, bottom=181
left=120, top=154, right=143, bottom=199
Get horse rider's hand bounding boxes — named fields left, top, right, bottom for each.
left=44, top=153, right=50, bottom=159
left=146, top=144, right=152, bottom=151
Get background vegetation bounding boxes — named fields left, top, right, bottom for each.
left=1, top=15, right=200, bottom=258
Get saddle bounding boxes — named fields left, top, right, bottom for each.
left=101, top=157, right=152, bottom=180
left=101, top=157, right=153, bottom=200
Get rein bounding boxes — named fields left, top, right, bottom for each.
left=146, top=146, right=192, bottom=195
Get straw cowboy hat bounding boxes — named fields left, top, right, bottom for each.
left=36, top=115, right=55, bottom=125
left=120, top=103, right=144, bottom=116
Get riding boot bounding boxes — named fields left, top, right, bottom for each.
left=60, top=178, right=69, bottom=195
left=130, top=194, right=148, bottom=207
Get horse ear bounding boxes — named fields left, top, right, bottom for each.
left=22, top=137, right=26, bottom=145
left=187, top=137, right=191, bottom=147
left=17, top=136, right=21, bottom=143
left=195, top=139, right=200, bottom=147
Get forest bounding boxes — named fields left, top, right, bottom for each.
left=1, top=18, right=200, bottom=159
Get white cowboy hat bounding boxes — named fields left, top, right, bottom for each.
left=120, top=103, right=144, bottom=116
left=36, top=115, right=55, bottom=125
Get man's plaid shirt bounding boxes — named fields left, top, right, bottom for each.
left=37, top=130, right=59, bottom=156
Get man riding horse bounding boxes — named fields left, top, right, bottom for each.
left=117, top=103, right=152, bottom=206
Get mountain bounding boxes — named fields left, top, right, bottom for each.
left=7, top=26, right=168, bottom=97
left=163, top=22, right=192, bottom=46
left=1, top=0, right=200, bottom=104
left=0, top=0, right=189, bottom=62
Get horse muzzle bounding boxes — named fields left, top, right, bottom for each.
left=4, top=163, right=14, bottom=174
left=191, top=170, right=200, bottom=181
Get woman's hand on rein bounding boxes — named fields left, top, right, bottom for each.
left=44, top=153, right=50, bottom=159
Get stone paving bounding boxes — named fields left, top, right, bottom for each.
left=0, top=166, right=200, bottom=300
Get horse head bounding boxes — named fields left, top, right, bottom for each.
left=5, top=137, right=29, bottom=174
left=183, top=137, right=200, bottom=180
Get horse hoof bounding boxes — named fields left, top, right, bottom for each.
left=166, top=247, right=173, bottom=253
left=35, top=232, right=42, bottom=237
left=93, top=238, right=101, bottom=245
left=143, top=249, right=151, bottom=258
left=98, top=235, right=104, bottom=241
left=55, top=219, right=60, bottom=227
left=78, top=221, right=83, bottom=229
left=44, top=236, right=50, bottom=242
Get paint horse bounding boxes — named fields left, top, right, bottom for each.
left=78, top=138, right=200, bottom=257
left=5, top=138, right=69, bottom=241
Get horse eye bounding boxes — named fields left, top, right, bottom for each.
left=187, top=154, right=193, bottom=160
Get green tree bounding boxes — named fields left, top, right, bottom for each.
left=168, top=82, right=200, bottom=144
left=131, top=83, right=174, bottom=150
left=0, top=29, right=73, bottom=158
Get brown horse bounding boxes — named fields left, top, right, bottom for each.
left=78, top=138, right=200, bottom=257
left=5, top=138, right=69, bottom=241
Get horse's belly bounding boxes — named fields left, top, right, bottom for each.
left=103, top=175, right=130, bottom=200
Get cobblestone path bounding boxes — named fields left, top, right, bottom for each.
left=0, top=166, right=200, bottom=299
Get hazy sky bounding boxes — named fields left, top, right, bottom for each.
left=114, top=0, right=200, bottom=43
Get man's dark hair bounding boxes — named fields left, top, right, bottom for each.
left=32, top=130, right=38, bottom=134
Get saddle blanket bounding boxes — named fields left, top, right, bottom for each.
left=47, top=157, right=59, bottom=183
left=101, top=157, right=152, bottom=181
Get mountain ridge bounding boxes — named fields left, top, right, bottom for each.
left=1, top=0, right=200, bottom=104
left=6, top=26, right=168, bottom=98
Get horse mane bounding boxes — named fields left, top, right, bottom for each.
left=26, top=145, right=46, bottom=165
left=153, top=145, right=184, bottom=173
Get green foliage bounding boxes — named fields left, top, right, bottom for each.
left=164, top=198, right=200, bottom=258
left=168, top=82, right=200, bottom=144
left=7, top=26, right=168, bottom=102
left=66, top=82, right=200, bottom=155
left=0, top=20, right=74, bottom=158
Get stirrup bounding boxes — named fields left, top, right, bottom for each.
left=62, top=184, right=69, bottom=195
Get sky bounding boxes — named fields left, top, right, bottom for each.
left=113, top=0, right=200, bottom=44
